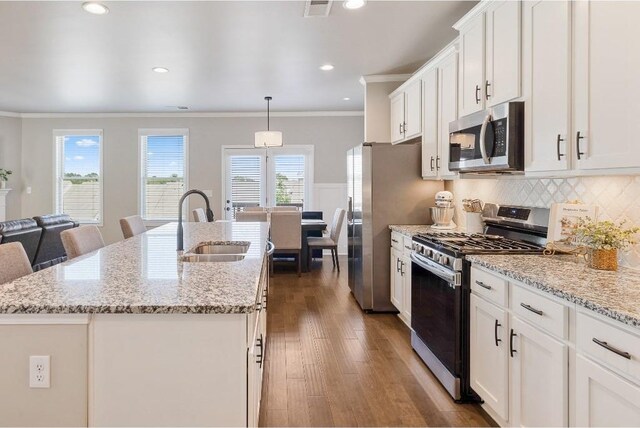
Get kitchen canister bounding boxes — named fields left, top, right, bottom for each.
left=465, top=212, right=485, bottom=234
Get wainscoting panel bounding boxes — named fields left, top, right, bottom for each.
left=447, top=176, right=640, bottom=269
left=312, top=183, right=348, bottom=255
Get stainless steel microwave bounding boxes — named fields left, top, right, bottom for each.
left=449, top=101, right=524, bottom=173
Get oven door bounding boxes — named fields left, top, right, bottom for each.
left=410, top=253, right=462, bottom=377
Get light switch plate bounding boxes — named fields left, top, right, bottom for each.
left=29, top=355, right=50, bottom=388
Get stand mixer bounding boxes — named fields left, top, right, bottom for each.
left=429, top=191, right=457, bottom=230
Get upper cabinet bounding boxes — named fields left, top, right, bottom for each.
left=421, top=68, right=439, bottom=178
left=390, top=79, right=422, bottom=144
left=573, top=1, right=640, bottom=170
left=523, top=0, right=571, bottom=172
left=456, top=0, right=521, bottom=118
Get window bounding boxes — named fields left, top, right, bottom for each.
left=54, top=130, right=103, bottom=224
left=139, top=129, right=188, bottom=221
left=223, top=146, right=313, bottom=219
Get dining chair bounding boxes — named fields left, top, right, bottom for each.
left=270, top=211, right=302, bottom=276
left=244, top=206, right=266, bottom=212
left=0, top=242, right=33, bottom=285
left=119, top=215, right=146, bottom=239
left=271, top=206, right=299, bottom=212
left=192, top=208, right=207, bottom=222
left=61, top=225, right=105, bottom=259
left=307, top=208, right=346, bottom=272
left=236, top=211, right=268, bottom=222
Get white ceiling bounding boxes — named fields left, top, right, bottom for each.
left=0, top=1, right=476, bottom=113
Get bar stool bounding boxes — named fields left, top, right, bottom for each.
left=61, top=225, right=105, bottom=259
left=0, top=242, right=33, bottom=284
left=120, top=215, right=146, bottom=239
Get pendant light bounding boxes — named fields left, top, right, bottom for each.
left=255, top=96, right=283, bottom=148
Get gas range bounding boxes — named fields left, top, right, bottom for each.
left=412, top=231, right=544, bottom=272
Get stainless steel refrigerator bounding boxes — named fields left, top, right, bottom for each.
left=347, top=142, right=443, bottom=312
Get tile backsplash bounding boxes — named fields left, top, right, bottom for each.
left=445, top=176, right=640, bottom=269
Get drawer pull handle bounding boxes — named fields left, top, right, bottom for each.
left=476, top=280, right=492, bottom=290
left=509, top=329, right=517, bottom=358
left=520, top=303, right=543, bottom=316
left=494, top=319, right=502, bottom=347
left=592, top=338, right=631, bottom=360
left=392, top=239, right=399, bottom=243
left=405, top=245, right=412, bottom=250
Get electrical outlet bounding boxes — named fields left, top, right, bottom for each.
left=29, top=355, right=50, bottom=388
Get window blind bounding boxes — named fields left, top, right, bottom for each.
left=54, top=132, right=102, bottom=224
left=229, top=156, right=262, bottom=214
left=274, top=155, right=305, bottom=207
left=140, top=133, right=187, bottom=220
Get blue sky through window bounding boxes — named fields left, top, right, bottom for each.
left=145, top=135, right=185, bottom=178
left=63, top=135, right=100, bottom=176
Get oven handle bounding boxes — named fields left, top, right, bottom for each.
left=410, top=253, right=459, bottom=286
left=479, top=113, right=492, bottom=165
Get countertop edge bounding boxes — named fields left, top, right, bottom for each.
left=467, top=256, right=639, bottom=329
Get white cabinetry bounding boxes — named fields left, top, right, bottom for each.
left=390, top=80, right=422, bottom=144
left=455, top=0, right=520, bottom=117
left=509, top=316, right=568, bottom=427
left=523, top=0, right=571, bottom=172
left=573, top=0, right=640, bottom=170
left=420, top=43, right=458, bottom=180
left=470, top=294, right=509, bottom=421
left=389, top=232, right=412, bottom=327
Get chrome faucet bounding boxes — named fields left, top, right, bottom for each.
left=177, top=189, right=214, bottom=253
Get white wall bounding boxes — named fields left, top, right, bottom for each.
left=0, top=115, right=22, bottom=220
left=20, top=115, right=363, bottom=243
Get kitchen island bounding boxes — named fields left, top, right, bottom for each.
left=0, top=221, right=270, bottom=427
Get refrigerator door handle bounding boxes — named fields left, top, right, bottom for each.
left=348, top=196, right=353, bottom=221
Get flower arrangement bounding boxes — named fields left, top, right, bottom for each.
left=571, top=217, right=640, bottom=271
left=572, top=218, right=639, bottom=250
left=0, top=168, right=12, bottom=181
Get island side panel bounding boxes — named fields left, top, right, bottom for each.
left=89, top=313, right=247, bottom=427
left=0, top=315, right=89, bottom=427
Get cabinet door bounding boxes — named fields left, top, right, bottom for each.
left=575, top=354, right=640, bottom=427
left=510, top=317, right=568, bottom=427
left=458, top=12, right=485, bottom=117
left=437, top=50, right=459, bottom=179
left=523, top=0, right=571, bottom=172
left=390, top=249, right=403, bottom=311
left=404, top=80, right=422, bottom=140
left=422, top=68, right=439, bottom=178
left=401, top=254, right=411, bottom=324
left=390, top=93, right=406, bottom=144
left=470, top=294, right=509, bottom=421
left=574, top=1, right=640, bottom=169
left=485, top=0, right=521, bottom=107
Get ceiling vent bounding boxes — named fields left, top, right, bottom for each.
left=304, top=0, right=333, bottom=17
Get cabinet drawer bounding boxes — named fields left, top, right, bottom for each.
left=470, top=266, right=507, bottom=307
left=576, top=311, right=640, bottom=382
left=391, top=232, right=403, bottom=251
left=402, top=235, right=413, bottom=257
left=511, top=285, right=567, bottom=339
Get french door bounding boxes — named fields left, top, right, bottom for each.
left=222, top=146, right=313, bottom=219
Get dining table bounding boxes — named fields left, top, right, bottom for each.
left=300, top=219, right=327, bottom=272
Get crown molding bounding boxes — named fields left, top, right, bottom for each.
left=359, top=74, right=412, bottom=86
left=0, top=111, right=21, bottom=118
left=17, top=110, right=363, bottom=119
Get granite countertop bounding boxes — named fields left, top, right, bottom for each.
left=0, top=221, right=270, bottom=315
left=389, top=225, right=434, bottom=237
left=467, top=254, right=640, bottom=328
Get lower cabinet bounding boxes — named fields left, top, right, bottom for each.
left=247, top=259, right=269, bottom=427
left=400, top=253, right=411, bottom=325
left=470, top=294, right=509, bottom=421
left=389, top=236, right=411, bottom=327
left=390, top=247, right=403, bottom=313
left=509, top=316, right=568, bottom=427
left=575, top=354, right=640, bottom=427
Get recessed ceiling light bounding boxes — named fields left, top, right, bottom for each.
left=152, top=67, right=169, bottom=73
left=82, top=2, right=109, bottom=15
left=320, top=64, right=334, bottom=71
left=343, top=97, right=351, bottom=101
left=343, top=0, right=366, bottom=10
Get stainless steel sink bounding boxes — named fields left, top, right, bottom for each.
left=193, top=242, right=250, bottom=255
left=179, top=254, right=245, bottom=263
left=179, top=241, right=250, bottom=263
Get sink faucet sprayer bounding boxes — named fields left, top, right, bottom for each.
left=177, top=189, right=215, bottom=253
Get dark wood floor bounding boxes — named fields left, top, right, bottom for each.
left=259, top=256, right=494, bottom=427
